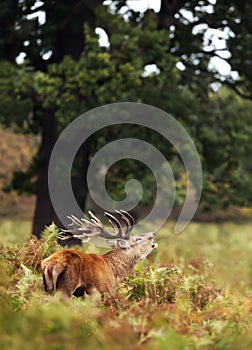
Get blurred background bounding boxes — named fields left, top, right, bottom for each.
left=0, top=0, right=252, bottom=241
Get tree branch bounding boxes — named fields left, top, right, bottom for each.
left=158, top=0, right=188, bottom=29
left=224, top=81, right=252, bottom=100
left=22, top=4, right=45, bottom=15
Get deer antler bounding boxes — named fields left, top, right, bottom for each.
left=58, top=210, right=135, bottom=243
left=115, top=210, right=135, bottom=237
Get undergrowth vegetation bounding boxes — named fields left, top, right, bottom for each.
left=0, top=222, right=252, bottom=349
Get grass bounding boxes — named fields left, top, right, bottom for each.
left=0, top=218, right=31, bottom=244
left=0, top=219, right=252, bottom=349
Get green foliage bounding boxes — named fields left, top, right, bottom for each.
left=124, top=258, right=218, bottom=311
left=0, top=61, right=33, bottom=129
left=200, top=88, right=252, bottom=210
left=0, top=223, right=61, bottom=311
left=0, top=10, right=184, bottom=208
left=1, top=1, right=252, bottom=219
left=1, top=220, right=252, bottom=349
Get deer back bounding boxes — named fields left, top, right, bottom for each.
left=41, top=249, right=117, bottom=297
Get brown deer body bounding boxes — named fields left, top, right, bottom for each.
left=41, top=210, right=157, bottom=297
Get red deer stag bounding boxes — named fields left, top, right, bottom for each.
left=41, top=210, right=157, bottom=298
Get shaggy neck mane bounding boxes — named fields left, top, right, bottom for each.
left=103, top=248, right=139, bottom=280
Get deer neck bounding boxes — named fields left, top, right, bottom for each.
left=103, top=248, right=139, bottom=280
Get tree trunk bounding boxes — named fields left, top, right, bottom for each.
left=60, top=140, right=90, bottom=247
left=32, top=110, right=58, bottom=237
left=31, top=1, right=99, bottom=237
left=72, top=141, right=90, bottom=213
left=157, top=0, right=187, bottom=29
left=32, top=110, right=90, bottom=239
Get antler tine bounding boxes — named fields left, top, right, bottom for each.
left=104, top=211, right=122, bottom=238
left=59, top=215, right=86, bottom=236
left=119, top=210, right=135, bottom=227
left=67, top=215, right=84, bottom=228
left=115, top=210, right=131, bottom=238
left=116, top=210, right=135, bottom=237
left=57, top=232, right=74, bottom=241
left=59, top=214, right=105, bottom=241
left=88, top=210, right=104, bottom=226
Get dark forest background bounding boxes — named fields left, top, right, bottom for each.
left=0, top=0, right=252, bottom=237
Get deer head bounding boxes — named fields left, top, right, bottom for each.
left=58, top=210, right=157, bottom=252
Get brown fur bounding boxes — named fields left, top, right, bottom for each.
left=41, top=233, right=157, bottom=298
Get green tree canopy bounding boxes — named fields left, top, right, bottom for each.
left=0, top=1, right=252, bottom=236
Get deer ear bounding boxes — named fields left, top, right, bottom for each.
left=106, top=240, right=117, bottom=248
left=106, top=239, right=130, bottom=249
left=117, top=239, right=130, bottom=249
